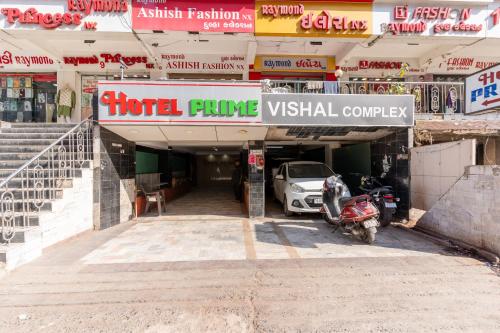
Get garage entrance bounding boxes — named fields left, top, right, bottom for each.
left=264, top=127, right=411, bottom=219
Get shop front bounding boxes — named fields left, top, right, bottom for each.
left=96, top=78, right=415, bottom=222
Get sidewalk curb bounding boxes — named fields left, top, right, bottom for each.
left=395, top=224, right=500, bottom=265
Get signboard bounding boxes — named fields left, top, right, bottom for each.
left=340, top=58, right=423, bottom=76
left=161, top=54, right=246, bottom=74
left=255, top=1, right=373, bottom=38
left=373, top=4, right=499, bottom=38
left=0, top=50, right=58, bottom=70
left=131, top=0, right=254, bottom=33
left=64, top=53, right=152, bottom=69
left=262, top=94, right=414, bottom=127
left=98, top=81, right=262, bottom=125
left=0, top=0, right=132, bottom=32
left=254, top=55, right=335, bottom=73
left=466, top=64, right=500, bottom=114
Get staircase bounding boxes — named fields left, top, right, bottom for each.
left=0, top=120, right=94, bottom=270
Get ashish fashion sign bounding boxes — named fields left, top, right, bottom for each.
left=98, top=81, right=262, bottom=125
left=255, top=1, right=373, bottom=38
left=132, top=0, right=254, bottom=33
left=262, top=94, right=414, bottom=127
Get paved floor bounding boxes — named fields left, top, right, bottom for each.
left=0, top=188, right=499, bottom=332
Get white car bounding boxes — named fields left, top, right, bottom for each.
left=273, top=161, right=335, bottom=216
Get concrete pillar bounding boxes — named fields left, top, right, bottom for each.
left=324, top=143, right=341, bottom=169
left=248, top=141, right=265, bottom=218
left=485, top=138, right=497, bottom=165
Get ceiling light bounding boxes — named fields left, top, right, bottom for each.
left=84, top=40, right=95, bottom=44
left=199, top=39, right=209, bottom=42
left=361, top=78, right=368, bottom=81
left=375, top=78, right=380, bottom=81
left=352, top=78, right=358, bottom=81
left=188, top=31, right=199, bottom=35
left=310, top=41, right=322, bottom=46
left=152, top=43, right=159, bottom=47
left=133, top=74, right=139, bottom=78
left=213, top=147, right=218, bottom=152
left=387, top=78, right=392, bottom=81
left=153, top=30, right=164, bottom=33
left=267, top=146, right=283, bottom=149
left=408, top=42, right=420, bottom=46
left=238, top=129, right=248, bottom=134
left=224, top=32, right=235, bottom=35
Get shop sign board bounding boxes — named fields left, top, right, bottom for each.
left=432, top=57, right=500, bottom=74
left=131, top=0, right=254, bottom=33
left=254, top=55, right=335, bottom=73
left=373, top=4, right=500, bottom=38
left=0, top=50, right=58, bottom=69
left=63, top=53, right=152, bottom=69
left=255, top=1, right=373, bottom=38
left=161, top=54, right=246, bottom=74
left=465, top=64, right=500, bottom=114
left=98, top=81, right=262, bottom=125
left=0, top=0, right=132, bottom=32
left=262, top=94, right=414, bottom=127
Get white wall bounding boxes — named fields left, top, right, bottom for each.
left=418, top=165, right=500, bottom=256
left=410, top=140, right=476, bottom=211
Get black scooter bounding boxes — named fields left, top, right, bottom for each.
left=358, top=176, right=399, bottom=227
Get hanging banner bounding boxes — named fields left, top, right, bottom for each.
left=466, top=64, right=500, bottom=114
left=254, top=55, right=335, bottom=73
left=262, top=94, right=414, bottom=127
left=255, top=1, right=373, bottom=38
left=131, top=0, right=254, bottom=33
left=98, top=81, right=262, bottom=125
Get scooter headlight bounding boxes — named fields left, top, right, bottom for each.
left=290, top=183, right=305, bottom=193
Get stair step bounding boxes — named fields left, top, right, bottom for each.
left=1, top=178, right=73, bottom=188
left=0, top=152, right=91, bottom=161
left=0, top=226, right=42, bottom=244
left=0, top=139, right=57, bottom=146
left=0, top=168, right=83, bottom=179
left=0, top=128, right=71, bottom=134
left=0, top=188, right=64, bottom=200
left=0, top=133, right=64, bottom=140
left=0, top=159, right=91, bottom=169
left=9, top=123, right=75, bottom=128
left=0, top=145, right=62, bottom=153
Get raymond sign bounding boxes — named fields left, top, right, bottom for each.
left=255, top=1, right=373, bottom=38
left=466, top=64, right=500, bottom=114
left=254, top=55, right=335, bottom=73
left=98, top=81, right=262, bottom=125
left=262, top=94, right=414, bottom=127
left=0, top=0, right=131, bottom=32
left=132, top=0, right=254, bottom=33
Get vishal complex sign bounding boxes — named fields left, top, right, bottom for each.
left=466, top=64, right=500, bottom=114
left=98, top=81, right=263, bottom=125
left=98, top=81, right=414, bottom=127
left=262, top=94, right=414, bottom=127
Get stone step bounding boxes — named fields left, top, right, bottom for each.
left=9, top=200, right=53, bottom=212
left=1, top=226, right=43, bottom=244
left=0, top=138, right=57, bottom=146
left=0, top=152, right=91, bottom=161
left=9, top=123, right=75, bottom=128
left=0, top=145, right=59, bottom=153
left=0, top=233, right=42, bottom=270
left=0, top=159, right=90, bottom=169
left=0, top=188, right=64, bottom=200
left=0, top=133, right=64, bottom=140
left=0, top=168, right=83, bottom=179
left=0, top=128, right=71, bottom=134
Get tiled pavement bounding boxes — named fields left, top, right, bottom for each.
left=82, top=187, right=446, bottom=265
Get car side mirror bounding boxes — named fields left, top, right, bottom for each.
left=275, top=174, right=284, bottom=180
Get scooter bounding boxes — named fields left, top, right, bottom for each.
left=321, top=175, right=380, bottom=244
left=359, top=176, right=399, bottom=227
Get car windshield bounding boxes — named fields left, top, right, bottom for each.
left=288, top=164, right=334, bottom=178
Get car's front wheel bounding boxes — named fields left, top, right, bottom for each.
left=283, top=196, right=293, bottom=217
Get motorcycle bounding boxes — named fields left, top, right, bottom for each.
left=359, top=176, right=399, bottom=227
left=321, top=175, right=380, bottom=244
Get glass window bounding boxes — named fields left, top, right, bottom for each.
left=288, top=163, right=334, bottom=179
left=0, top=73, right=57, bottom=123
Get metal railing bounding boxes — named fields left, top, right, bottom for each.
left=263, top=80, right=465, bottom=114
left=0, top=119, right=93, bottom=244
